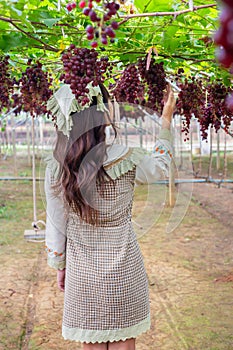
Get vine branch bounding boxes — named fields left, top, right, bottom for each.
left=120, top=4, right=217, bottom=19
left=0, top=17, right=59, bottom=52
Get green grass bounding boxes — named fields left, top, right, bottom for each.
left=191, top=153, right=233, bottom=178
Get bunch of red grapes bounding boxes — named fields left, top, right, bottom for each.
left=198, top=83, right=233, bottom=140
left=176, top=76, right=206, bottom=140
left=176, top=72, right=233, bottom=140
left=138, top=57, right=167, bottom=114
left=112, top=55, right=167, bottom=115
left=214, top=0, right=233, bottom=111
left=67, top=0, right=120, bottom=47
left=195, top=83, right=225, bottom=141
left=0, top=55, right=14, bottom=113
left=112, top=64, right=145, bottom=104
left=205, top=83, right=233, bottom=134
left=19, top=60, right=53, bottom=116
left=60, top=45, right=110, bottom=106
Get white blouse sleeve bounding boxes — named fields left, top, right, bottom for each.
left=136, top=128, right=173, bottom=184
left=44, top=167, right=67, bottom=270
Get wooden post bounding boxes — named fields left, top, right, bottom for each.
left=11, top=114, right=17, bottom=176
left=145, top=117, right=148, bottom=150
left=35, top=117, right=40, bottom=157
left=169, top=159, right=176, bottom=207
left=139, top=118, right=143, bottom=148
left=39, top=116, right=44, bottom=151
left=216, top=130, right=220, bottom=171
left=26, top=118, right=31, bottom=166
left=31, top=117, right=37, bottom=223
left=197, top=119, right=202, bottom=174
left=223, top=132, right=227, bottom=179
left=124, top=120, right=128, bottom=146
left=152, top=116, right=155, bottom=143
left=207, top=127, right=213, bottom=179
left=6, top=117, right=10, bottom=152
left=190, top=118, right=193, bottom=162
left=179, top=115, right=183, bottom=169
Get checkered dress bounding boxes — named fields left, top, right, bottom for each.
left=46, top=132, right=173, bottom=343
left=62, top=168, right=150, bottom=343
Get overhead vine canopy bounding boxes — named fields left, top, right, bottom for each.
left=0, top=0, right=224, bottom=78
left=1, top=0, right=233, bottom=139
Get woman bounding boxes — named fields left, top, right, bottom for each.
left=45, top=81, right=175, bottom=350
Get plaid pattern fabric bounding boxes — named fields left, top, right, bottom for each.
left=62, top=169, right=150, bottom=341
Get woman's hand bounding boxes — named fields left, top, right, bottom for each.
left=161, top=84, right=176, bottom=128
left=57, top=268, right=66, bottom=292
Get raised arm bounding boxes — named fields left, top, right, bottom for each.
left=136, top=84, right=176, bottom=184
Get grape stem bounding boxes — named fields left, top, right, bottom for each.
left=165, top=78, right=181, bottom=92
left=0, top=106, right=19, bottom=120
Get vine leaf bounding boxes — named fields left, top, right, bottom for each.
left=134, top=0, right=173, bottom=13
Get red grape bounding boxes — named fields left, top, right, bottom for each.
left=66, top=3, right=73, bottom=11
left=111, top=21, right=119, bottom=30
left=79, top=1, right=86, bottom=9
left=86, top=25, right=94, bottom=34
left=101, top=37, right=108, bottom=45
left=105, top=27, right=115, bottom=38
left=83, top=7, right=90, bottom=15
left=87, top=33, right=94, bottom=40
left=91, top=41, right=98, bottom=48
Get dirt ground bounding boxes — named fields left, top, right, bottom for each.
left=0, top=156, right=233, bottom=350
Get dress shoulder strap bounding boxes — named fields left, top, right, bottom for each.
left=104, top=147, right=146, bottom=180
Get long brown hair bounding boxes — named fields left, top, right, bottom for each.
left=53, top=83, right=116, bottom=224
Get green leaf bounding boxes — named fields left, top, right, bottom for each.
left=38, top=0, right=57, bottom=9
left=134, top=0, right=173, bottom=13
left=11, top=6, right=22, bottom=17
left=0, top=33, right=36, bottom=51
left=42, top=18, right=61, bottom=28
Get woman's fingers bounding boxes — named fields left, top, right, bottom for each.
left=57, top=269, right=66, bottom=292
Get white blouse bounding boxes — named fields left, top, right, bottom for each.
left=45, top=128, right=173, bottom=270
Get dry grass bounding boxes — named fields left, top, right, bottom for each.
left=0, top=155, right=233, bottom=349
